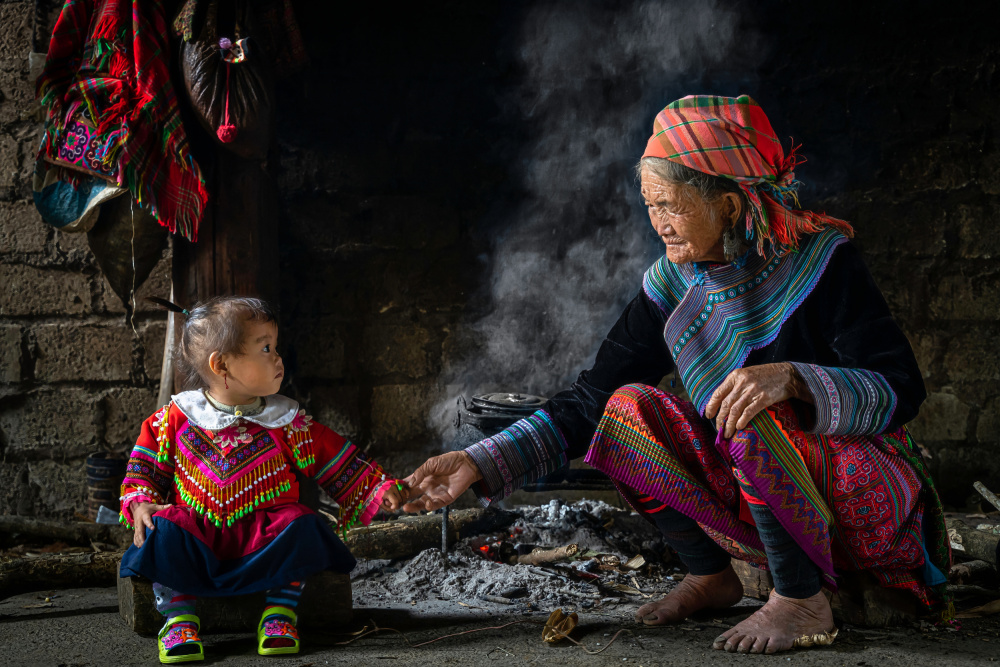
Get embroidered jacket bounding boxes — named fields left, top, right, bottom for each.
left=465, top=231, right=927, bottom=503
left=120, top=390, right=391, bottom=532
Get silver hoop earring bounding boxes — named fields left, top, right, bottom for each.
left=723, top=227, right=740, bottom=262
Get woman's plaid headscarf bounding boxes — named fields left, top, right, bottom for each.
left=642, top=95, right=853, bottom=255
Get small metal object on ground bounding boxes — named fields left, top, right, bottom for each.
left=441, top=506, right=449, bottom=553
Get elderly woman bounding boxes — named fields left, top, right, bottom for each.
left=403, top=95, right=950, bottom=654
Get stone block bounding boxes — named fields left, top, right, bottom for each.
left=102, top=387, right=159, bottom=449
left=282, top=250, right=375, bottom=318
left=370, top=383, right=440, bottom=442
left=1, top=324, right=21, bottom=382
left=906, top=331, right=941, bottom=383
left=33, top=323, right=134, bottom=382
left=943, top=328, right=1000, bottom=383
left=980, top=152, right=1000, bottom=196
left=0, top=199, right=48, bottom=254
left=97, top=253, right=172, bottom=315
left=22, top=458, right=90, bottom=520
left=909, top=390, right=971, bottom=442
left=897, top=140, right=974, bottom=192
left=440, top=324, right=482, bottom=379
left=0, top=134, right=18, bottom=193
left=852, top=201, right=946, bottom=258
left=290, top=320, right=346, bottom=379
left=363, top=323, right=432, bottom=378
left=928, top=270, right=1000, bottom=321
left=282, top=194, right=369, bottom=248
left=139, top=321, right=167, bottom=385
left=0, top=389, right=102, bottom=457
left=957, top=204, right=1000, bottom=259
left=371, top=251, right=468, bottom=315
left=368, top=196, right=461, bottom=250
left=52, top=226, right=97, bottom=265
left=302, top=385, right=362, bottom=441
left=976, top=397, right=1000, bottom=444
left=0, top=264, right=91, bottom=316
left=933, top=445, right=1000, bottom=507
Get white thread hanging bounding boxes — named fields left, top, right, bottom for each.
left=128, top=197, right=137, bottom=336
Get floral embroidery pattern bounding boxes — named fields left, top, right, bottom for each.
left=262, top=619, right=299, bottom=640
left=213, top=423, right=252, bottom=453
left=288, top=409, right=313, bottom=433
left=161, top=626, right=199, bottom=650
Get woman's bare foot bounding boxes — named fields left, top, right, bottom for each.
left=634, top=565, right=744, bottom=625
left=712, top=589, right=835, bottom=654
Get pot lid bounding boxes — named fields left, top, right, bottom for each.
left=471, top=392, right=548, bottom=414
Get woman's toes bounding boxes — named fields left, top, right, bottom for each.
left=737, top=635, right=757, bottom=653
left=724, top=633, right=746, bottom=652
left=750, top=636, right=770, bottom=654
left=712, top=628, right=737, bottom=649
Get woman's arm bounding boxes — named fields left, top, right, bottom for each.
left=785, top=242, right=925, bottom=435
left=462, top=290, right=674, bottom=504
left=710, top=242, right=925, bottom=437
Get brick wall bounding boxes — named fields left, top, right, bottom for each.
left=1, top=0, right=998, bottom=515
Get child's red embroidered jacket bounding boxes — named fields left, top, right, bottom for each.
left=120, top=390, right=391, bottom=533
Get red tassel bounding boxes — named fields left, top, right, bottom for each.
left=217, top=61, right=236, bottom=143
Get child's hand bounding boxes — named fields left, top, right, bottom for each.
left=379, top=481, right=410, bottom=512
left=130, top=501, right=173, bottom=548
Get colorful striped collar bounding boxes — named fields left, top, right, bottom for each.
left=643, top=228, right=848, bottom=414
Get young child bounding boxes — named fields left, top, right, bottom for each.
left=119, top=296, right=408, bottom=662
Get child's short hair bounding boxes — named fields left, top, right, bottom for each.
left=176, top=296, right=278, bottom=389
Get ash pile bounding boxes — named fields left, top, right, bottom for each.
left=350, top=499, right=685, bottom=613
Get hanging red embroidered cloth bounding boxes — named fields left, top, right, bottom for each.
left=37, top=0, right=208, bottom=241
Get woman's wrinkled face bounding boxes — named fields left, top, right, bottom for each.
left=641, top=165, right=727, bottom=265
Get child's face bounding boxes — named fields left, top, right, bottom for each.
left=224, top=320, right=284, bottom=397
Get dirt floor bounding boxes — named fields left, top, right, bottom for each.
left=2, top=584, right=1000, bottom=667
left=2, top=500, right=999, bottom=666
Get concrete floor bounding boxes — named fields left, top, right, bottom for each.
left=1, top=586, right=999, bottom=667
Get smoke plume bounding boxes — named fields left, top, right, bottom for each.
left=431, top=0, right=763, bottom=443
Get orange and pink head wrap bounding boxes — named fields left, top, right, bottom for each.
left=643, top=94, right=853, bottom=255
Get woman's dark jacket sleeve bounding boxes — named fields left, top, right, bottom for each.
left=464, top=290, right=673, bottom=504
left=755, top=242, right=926, bottom=435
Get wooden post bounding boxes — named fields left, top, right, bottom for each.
left=170, top=150, right=279, bottom=391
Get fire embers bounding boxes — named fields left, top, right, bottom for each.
left=474, top=529, right=582, bottom=566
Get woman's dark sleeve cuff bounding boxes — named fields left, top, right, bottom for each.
left=789, top=362, right=898, bottom=436
left=464, top=410, right=570, bottom=506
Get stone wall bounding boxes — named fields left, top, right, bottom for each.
left=0, top=1, right=171, bottom=517
left=1, top=0, right=998, bottom=515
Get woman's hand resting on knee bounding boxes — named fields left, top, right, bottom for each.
left=704, top=362, right=813, bottom=438
left=402, top=451, right=483, bottom=512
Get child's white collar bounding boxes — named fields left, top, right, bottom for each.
left=171, top=389, right=300, bottom=431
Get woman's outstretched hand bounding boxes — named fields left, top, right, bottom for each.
left=704, top=362, right=813, bottom=438
left=402, top=451, right=483, bottom=512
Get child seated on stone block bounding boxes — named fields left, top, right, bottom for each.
left=119, top=296, right=408, bottom=663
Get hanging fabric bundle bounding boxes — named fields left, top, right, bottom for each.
left=35, top=0, right=209, bottom=241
